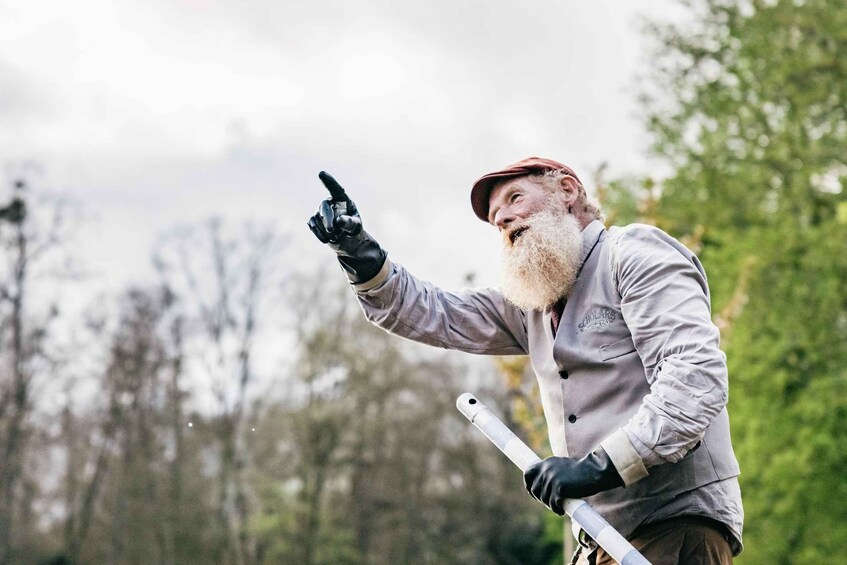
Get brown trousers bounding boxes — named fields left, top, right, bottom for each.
left=594, top=517, right=733, bottom=565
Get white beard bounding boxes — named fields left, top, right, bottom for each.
left=499, top=209, right=583, bottom=311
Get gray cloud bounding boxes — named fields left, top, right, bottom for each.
left=2, top=0, right=671, bottom=296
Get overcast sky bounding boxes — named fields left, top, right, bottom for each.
left=1, top=0, right=679, bottom=298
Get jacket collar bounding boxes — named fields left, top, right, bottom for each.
left=579, top=219, right=606, bottom=271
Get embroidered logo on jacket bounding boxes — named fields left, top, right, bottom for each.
left=578, top=308, right=616, bottom=333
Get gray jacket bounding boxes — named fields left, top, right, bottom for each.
left=352, top=220, right=743, bottom=553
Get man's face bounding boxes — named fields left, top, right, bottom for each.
left=491, top=176, right=583, bottom=311
left=487, top=176, right=563, bottom=233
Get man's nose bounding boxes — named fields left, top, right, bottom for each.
left=494, top=208, right=516, bottom=229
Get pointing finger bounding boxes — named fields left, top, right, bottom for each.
left=319, top=171, right=348, bottom=202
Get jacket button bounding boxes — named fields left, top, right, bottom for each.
left=559, top=370, right=569, bottom=379
left=568, top=414, right=577, bottom=423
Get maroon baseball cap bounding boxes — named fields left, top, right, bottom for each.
left=470, top=157, right=581, bottom=222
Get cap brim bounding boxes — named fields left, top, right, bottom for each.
left=470, top=157, right=575, bottom=222
left=471, top=172, right=527, bottom=222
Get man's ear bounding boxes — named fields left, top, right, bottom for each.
left=559, top=175, right=580, bottom=206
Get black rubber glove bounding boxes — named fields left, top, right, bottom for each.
left=307, top=171, right=387, bottom=284
left=523, top=447, right=624, bottom=515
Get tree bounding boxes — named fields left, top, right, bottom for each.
left=153, top=218, right=282, bottom=565
left=250, top=272, right=558, bottom=564
left=631, top=1, right=847, bottom=561
left=58, top=285, right=222, bottom=565
left=0, top=175, right=72, bottom=563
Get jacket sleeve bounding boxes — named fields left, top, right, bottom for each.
left=601, top=225, right=728, bottom=478
left=351, top=259, right=529, bottom=355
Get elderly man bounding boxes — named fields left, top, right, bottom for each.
left=308, top=158, right=743, bottom=564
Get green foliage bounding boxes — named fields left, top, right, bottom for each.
left=541, top=512, right=566, bottom=565
left=627, top=0, right=847, bottom=561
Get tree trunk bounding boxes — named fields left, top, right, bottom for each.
left=0, top=219, right=28, bottom=564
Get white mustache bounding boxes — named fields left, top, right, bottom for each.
left=502, top=225, right=530, bottom=246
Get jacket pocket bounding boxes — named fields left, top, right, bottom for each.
left=599, top=335, right=636, bottom=361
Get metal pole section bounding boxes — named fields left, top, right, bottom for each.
left=456, top=393, right=651, bottom=565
